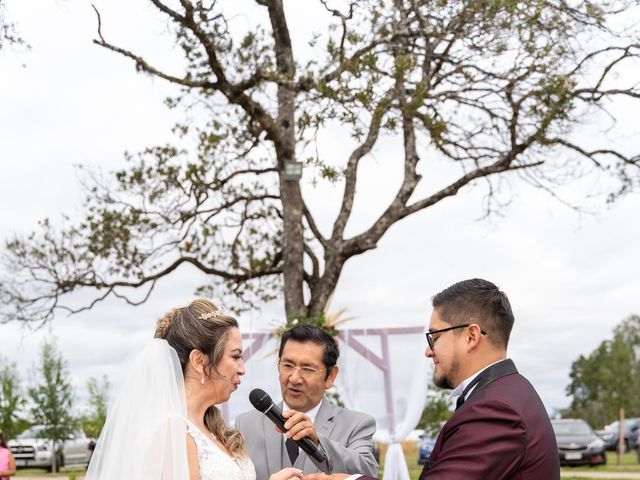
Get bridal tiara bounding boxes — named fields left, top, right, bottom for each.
left=199, top=306, right=225, bottom=320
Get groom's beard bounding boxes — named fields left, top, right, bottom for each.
left=432, top=355, right=460, bottom=390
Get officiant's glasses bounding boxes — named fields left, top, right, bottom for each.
left=426, top=324, right=487, bottom=350
left=278, top=361, right=326, bottom=379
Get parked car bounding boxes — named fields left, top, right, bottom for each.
left=417, top=432, right=437, bottom=465
left=416, top=422, right=445, bottom=465
left=8, top=425, right=94, bottom=471
left=595, top=418, right=640, bottom=452
left=551, top=418, right=606, bottom=467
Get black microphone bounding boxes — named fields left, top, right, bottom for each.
left=249, top=388, right=326, bottom=463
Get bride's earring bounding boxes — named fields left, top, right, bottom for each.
left=200, top=373, right=205, bottom=385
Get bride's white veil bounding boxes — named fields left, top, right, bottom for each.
left=86, top=339, right=189, bottom=479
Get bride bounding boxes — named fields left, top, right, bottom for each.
left=86, top=299, right=302, bottom=480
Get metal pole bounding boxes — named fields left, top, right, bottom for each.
left=618, top=407, right=625, bottom=466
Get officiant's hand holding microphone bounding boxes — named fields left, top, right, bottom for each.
left=281, top=409, right=320, bottom=445
left=249, top=389, right=327, bottom=465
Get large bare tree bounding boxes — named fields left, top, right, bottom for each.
left=2, top=0, right=639, bottom=325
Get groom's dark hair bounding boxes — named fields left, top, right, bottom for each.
left=279, top=324, right=339, bottom=379
left=432, top=278, right=514, bottom=348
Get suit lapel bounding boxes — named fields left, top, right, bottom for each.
left=426, top=360, right=519, bottom=471
left=298, top=399, right=337, bottom=472
left=464, top=359, right=518, bottom=404
left=314, top=399, right=337, bottom=439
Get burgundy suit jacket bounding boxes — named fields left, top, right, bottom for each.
left=418, top=359, right=559, bottom=480
left=357, top=360, right=558, bottom=480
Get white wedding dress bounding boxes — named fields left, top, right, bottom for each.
left=187, top=420, right=256, bottom=480
left=86, top=339, right=257, bottom=480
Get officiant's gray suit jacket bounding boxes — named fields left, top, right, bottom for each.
left=235, top=399, right=378, bottom=480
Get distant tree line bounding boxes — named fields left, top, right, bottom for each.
left=0, top=339, right=109, bottom=471
left=563, top=315, right=640, bottom=428
left=418, top=384, right=452, bottom=437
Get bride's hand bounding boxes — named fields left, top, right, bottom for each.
left=269, top=467, right=303, bottom=480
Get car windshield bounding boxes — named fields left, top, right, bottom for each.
left=17, top=426, right=45, bottom=439
left=605, top=421, right=619, bottom=431
left=553, top=421, right=592, bottom=436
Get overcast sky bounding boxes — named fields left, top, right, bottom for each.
left=1, top=0, right=639, bottom=426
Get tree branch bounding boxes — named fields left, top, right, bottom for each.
left=330, top=91, right=394, bottom=241
left=91, top=5, right=217, bottom=89
left=302, top=201, right=328, bottom=247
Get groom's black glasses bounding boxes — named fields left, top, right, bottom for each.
left=426, top=324, right=487, bottom=350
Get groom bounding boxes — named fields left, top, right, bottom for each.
left=305, top=278, right=560, bottom=480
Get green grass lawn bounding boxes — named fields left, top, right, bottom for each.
left=381, top=443, right=640, bottom=480
left=15, top=466, right=86, bottom=478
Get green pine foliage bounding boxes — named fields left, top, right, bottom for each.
left=0, top=357, right=28, bottom=440
left=28, top=339, right=77, bottom=472
left=81, top=375, right=110, bottom=439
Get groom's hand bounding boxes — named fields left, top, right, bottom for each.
left=282, top=409, right=319, bottom=445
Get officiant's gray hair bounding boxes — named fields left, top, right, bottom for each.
left=154, top=299, right=246, bottom=458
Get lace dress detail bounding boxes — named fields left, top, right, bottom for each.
left=186, top=421, right=256, bottom=480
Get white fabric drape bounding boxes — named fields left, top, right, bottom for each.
left=373, top=356, right=428, bottom=480
left=381, top=443, right=411, bottom=480
left=86, top=339, right=189, bottom=480
left=335, top=328, right=429, bottom=480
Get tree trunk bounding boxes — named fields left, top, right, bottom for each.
left=51, top=442, right=58, bottom=473
left=267, top=0, right=305, bottom=319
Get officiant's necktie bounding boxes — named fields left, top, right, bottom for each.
left=286, top=438, right=299, bottom=464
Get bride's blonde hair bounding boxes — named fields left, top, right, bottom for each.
left=155, top=299, right=246, bottom=458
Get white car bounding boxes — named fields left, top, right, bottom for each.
left=8, top=425, right=94, bottom=471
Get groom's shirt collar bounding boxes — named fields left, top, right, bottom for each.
left=448, top=358, right=506, bottom=402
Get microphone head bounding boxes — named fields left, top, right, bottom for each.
left=249, top=388, right=273, bottom=412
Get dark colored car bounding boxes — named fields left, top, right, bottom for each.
left=551, top=418, right=606, bottom=467
left=595, top=418, right=640, bottom=452
left=417, top=432, right=437, bottom=465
